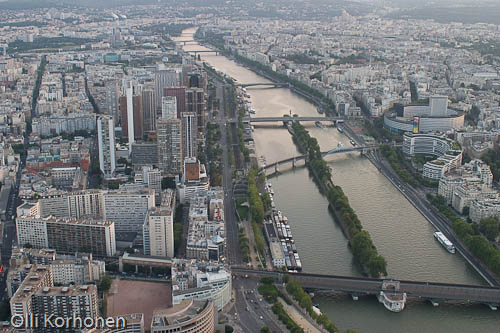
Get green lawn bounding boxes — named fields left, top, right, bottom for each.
left=235, top=198, right=249, bottom=221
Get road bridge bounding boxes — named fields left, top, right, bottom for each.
left=232, top=268, right=500, bottom=309
left=237, top=82, right=290, bottom=88
left=186, top=49, right=220, bottom=56
left=243, top=116, right=344, bottom=123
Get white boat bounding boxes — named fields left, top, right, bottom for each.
left=434, top=231, right=455, bottom=254
left=378, top=291, right=406, bottom=312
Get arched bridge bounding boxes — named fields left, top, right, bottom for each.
left=238, top=82, right=290, bottom=88
left=260, top=145, right=378, bottom=172
left=232, top=268, right=500, bottom=309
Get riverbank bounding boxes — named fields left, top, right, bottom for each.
left=290, top=121, right=387, bottom=278
left=177, top=28, right=500, bottom=332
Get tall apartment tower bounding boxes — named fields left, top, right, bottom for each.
left=155, top=65, right=180, bottom=111
left=142, top=88, right=156, bottom=134
left=157, top=118, right=183, bottom=175
left=161, top=96, right=177, bottom=119
left=126, top=82, right=135, bottom=148
left=163, top=87, right=186, bottom=118
left=120, top=93, right=143, bottom=141
left=143, top=189, right=175, bottom=257
left=182, top=112, right=198, bottom=159
left=97, top=115, right=116, bottom=178
left=185, top=88, right=205, bottom=136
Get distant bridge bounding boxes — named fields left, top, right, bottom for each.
left=186, top=49, right=220, bottom=56
left=244, top=116, right=344, bottom=123
left=232, top=268, right=500, bottom=310
left=178, top=40, right=198, bottom=45
left=260, top=145, right=378, bottom=172
left=237, top=82, right=290, bottom=88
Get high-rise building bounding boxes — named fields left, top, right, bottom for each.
left=106, top=80, right=119, bottom=120
left=102, top=190, right=155, bottom=233
left=131, top=142, right=159, bottom=167
left=181, top=112, right=198, bottom=160
left=120, top=92, right=143, bottom=142
left=185, top=88, right=205, bottom=136
left=16, top=216, right=116, bottom=257
left=157, top=118, right=183, bottom=175
left=142, top=166, right=162, bottom=203
left=143, top=189, right=175, bottom=258
left=97, top=115, right=116, bottom=178
left=163, top=87, right=186, bottom=118
left=155, top=65, right=181, bottom=111
left=161, top=96, right=177, bottom=119
left=142, top=88, right=156, bottom=134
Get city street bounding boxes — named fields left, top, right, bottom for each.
left=227, top=277, right=285, bottom=333
left=211, top=76, right=242, bottom=266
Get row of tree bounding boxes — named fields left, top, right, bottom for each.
left=291, top=122, right=332, bottom=184
left=452, top=218, right=500, bottom=275
left=429, top=194, right=500, bottom=275
left=286, top=279, right=339, bottom=333
left=327, top=186, right=388, bottom=278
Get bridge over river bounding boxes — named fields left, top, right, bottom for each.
left=232, top=268, right=500, bottom=311
left=260, top=144, right=378, bottom=172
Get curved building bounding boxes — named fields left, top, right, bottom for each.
left=384, top=95, right=464, bottom=134
left=384, top=113, right=465, bottom=134
left=403, top=133, right=462, bottom=179
left=151, top=299, right=216, bottom=333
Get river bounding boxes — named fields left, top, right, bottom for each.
left=175, top=27, right=500, bottom=333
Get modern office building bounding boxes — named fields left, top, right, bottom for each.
left=151, top=299, right=216, bottom=333
left=131, top=142, right=158, bottom=167
left=142, top=88, right=156, bottom=134
left=155, top=65, right=181, bottom=110
left=163, top=87, right=185, bottom=118
left=185, top=88, right=205, bottom=136
left=97, top=115, right=116, bottom=178
left=161, top=96, right=177, bottom=119
left=16, top=216, right=116, bottom=257
left=143, top=189, right=175, bottom=258
left=181, top=112, right=198, bottom=160
left=157, top=118, right=183, bottom=175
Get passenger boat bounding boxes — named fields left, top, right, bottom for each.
left=434, top=231, right=456, bottom=253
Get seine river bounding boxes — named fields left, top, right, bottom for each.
left=176, top=28, right=500, bottom=333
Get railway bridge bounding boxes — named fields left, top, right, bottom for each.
left=232, top=268, right=500, bottom=310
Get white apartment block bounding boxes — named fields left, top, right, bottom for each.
left=143, top=190, right=175, bottom=258
left=103, top=190, right=155, bottom=233
left=16, top=216, right=48, bottom=249
left=470, top=199, right=500, bottom=223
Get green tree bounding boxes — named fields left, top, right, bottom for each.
left=480, top=217, right=500, bottom=241
left=99, top=275, right=112, bottom=292
left=260, top=327, right=271, bottom=333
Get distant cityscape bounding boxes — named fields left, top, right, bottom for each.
left=0, top=0, right=498, bottom=332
